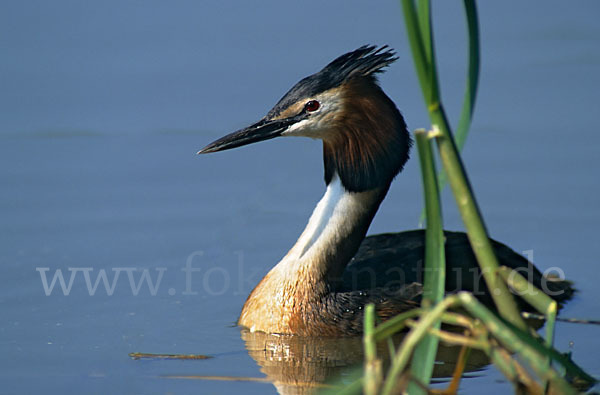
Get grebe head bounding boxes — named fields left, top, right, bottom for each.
left=199, top=45, right=412, bottom=192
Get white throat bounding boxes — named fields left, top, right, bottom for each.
left=294, top=175, right=348, bottom=257
left=278, top=174, right=381, bottom=274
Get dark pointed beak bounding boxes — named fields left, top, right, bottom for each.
left=198, top=115, right=305, bottom=154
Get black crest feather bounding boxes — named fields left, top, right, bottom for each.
left=268, top=45, right=397, bottom=118
left=321, top=45, right=398, bottom=82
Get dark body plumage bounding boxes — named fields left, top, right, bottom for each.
left=314, top=230, right=573, bottom=336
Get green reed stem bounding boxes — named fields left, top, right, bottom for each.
left=497, top=266, right=557, bottom=348
left=498, top=265, right=558, bottom=391
left=400, top=0, right=433, bottom=105
left=408, top=130, right=446, bottom=393
left=457, top=292, right=594, bottom=392
left=421, top=0, right=480, bottom=218
left=363, top=304, right=381, bottom=395
left=415, top=0, right=439, bottom=103
left=382, top=296, right=458, bottom=395
left=400, top=0, right=525, bottom=330
left=415, top=131, right=446, bottom=305
left=456, top=0, right=480, bottom=149
left=373, top=309, right=422, bottom=342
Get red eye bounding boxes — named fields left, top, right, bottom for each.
left=305, top=100, right=320, bottom=112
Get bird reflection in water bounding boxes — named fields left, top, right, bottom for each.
left=240, top=329, right=491, bottom=394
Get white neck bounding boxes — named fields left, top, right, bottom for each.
left=269, top=173, right=387, bottom=288
left=285, top=175, right=367, bottom=265
left=238, top=174, right=387, bottom=334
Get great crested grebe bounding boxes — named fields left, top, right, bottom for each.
left=199, top=46, right=572, bottom=336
